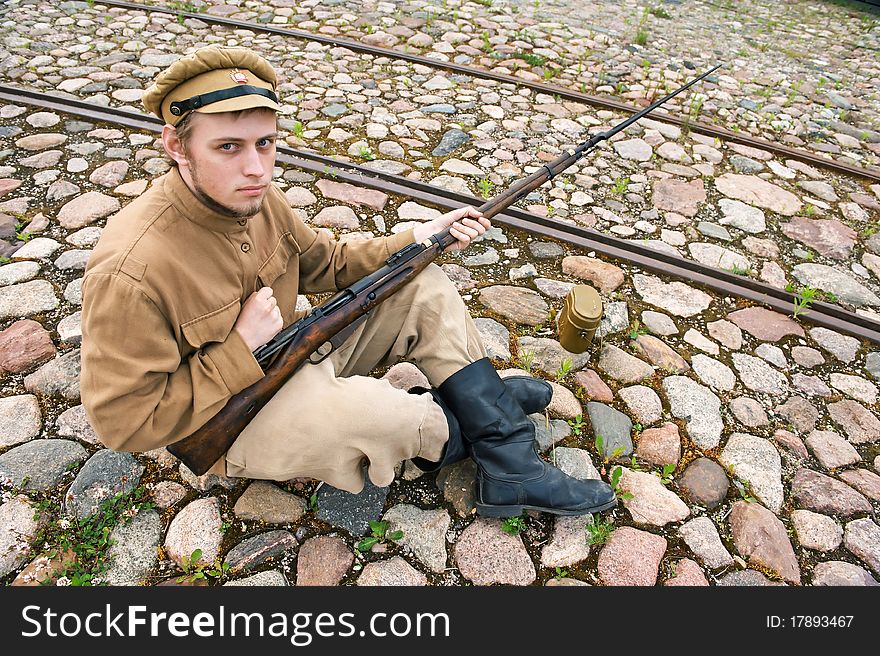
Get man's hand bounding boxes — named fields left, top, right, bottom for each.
left=412, top=206, right=490, bottom=252
left=234, top=286, right=284, bottom=351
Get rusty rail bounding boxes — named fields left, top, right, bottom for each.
left=2, top=83, right=880, bottom=344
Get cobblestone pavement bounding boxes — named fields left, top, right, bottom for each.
left=0, top=0, right=878, bottom=587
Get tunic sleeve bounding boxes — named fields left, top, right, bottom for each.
left=286, top=196, right=415, bottom=293
left=80, top=273, right=264, bottom=453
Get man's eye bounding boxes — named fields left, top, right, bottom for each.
left=219, top=143, right=235, bottom=151
left=258, top=138, right=274, bottom=148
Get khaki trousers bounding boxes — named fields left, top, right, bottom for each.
left=224, top=264, right=486, bottom=492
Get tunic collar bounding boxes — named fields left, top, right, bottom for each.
left=164, top=167, right=251, bottom=234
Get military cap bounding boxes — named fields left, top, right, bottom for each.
left=142, top=46, right=280, bottom=126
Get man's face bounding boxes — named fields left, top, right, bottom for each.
left=175, top=109, right=278, bottom=218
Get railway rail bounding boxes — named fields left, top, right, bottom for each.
left=3, top=82, right=880, bottom=345
left=72, top=0, right=880, bottom=184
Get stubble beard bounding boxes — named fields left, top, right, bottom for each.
left=189, top=160, right=265, bottom=219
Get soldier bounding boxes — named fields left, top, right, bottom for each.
left=80, top=45, right=615, bottom=518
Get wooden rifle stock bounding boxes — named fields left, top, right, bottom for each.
left=166, top=65, right=720, bottom=475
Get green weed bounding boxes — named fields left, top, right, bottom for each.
left=555, top=357, right=573, bottom=381
left=648, top=5, right=671, bottom=18
left=177, top=548, right=231, bottom=584
left=477, top=177, right=494, bottom=198
left=517, top=349, right=535, bottom=373
left=30, top=487, right=154, bottom=586
left=514, top=52, right=546, bottom=67
left=785, top=282, right=818, bottom=318
left=357, top=519, right=403, bottom=552
left=658, top=463, right=675, bottom=486
left=609, top=466, right=633, bottom=501
left=585, top=515, right=614, bottom=545
left=627, top=319, right=646, bottom=340
left=633, top=7, right=650, bottom=46
left=501, top=515, right=526, bottom=535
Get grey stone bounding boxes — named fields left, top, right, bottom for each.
left=0, top=394, right=42, bottom=448
left=224, top=570, right=289, bottom=586
left=844, top=518, right=880, bottom=577
left=792, top=264, right=880, bottom=306
left=812, top=561, right=879, bottom=586
left=98, top=510, right=161, bottom=585
left=63, top=448, right=143, bottom=521
left=633, top=274, right=713, bottom=317
left=731, top=353, right=788, bottom=396
left=586, top=402, right=633, bottom=458
left=720, top=433, right=784, bottom=513
left=383, top=504, right=450, bottom=573
left=662, top=376, right=723, bottom=449
left=0, top=280, right=59, bottom=320
left=224, top=530, right=298, bottom=574
left=0, top=439, right=87, bottom=491
left=357, top=556, right=427, bottom=586
left=316, top=478, right=388, bottom=537
left=432, top=129, right=470, bottom=156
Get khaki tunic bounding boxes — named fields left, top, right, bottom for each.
left=80, top=168, right=415, bottom=471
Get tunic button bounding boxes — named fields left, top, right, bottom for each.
left=241, top=243, right=250, bottom=252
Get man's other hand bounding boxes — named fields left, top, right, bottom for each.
left=412, top=206, right=490, bottom=252
left=234, top=286, right=284, bottom=351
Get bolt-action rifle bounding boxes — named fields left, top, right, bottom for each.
left=167, top=64, right=721, bottom=475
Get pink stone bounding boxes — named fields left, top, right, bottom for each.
left=561, top=256, right=625, bottom=294
left=598, top=526, right=667, bottom=586
left=727, top=307, right=805, bottom=341
left=651, top=178, right=706, bottom=217
left=572, top=369, right=613, bottom=402
left=715, top=173, right=801, bottom=215
left=311, top=205, right=360, bottom=230
left=772, top=429, right=809, bottom=461
left=316, top=179, right=388, bottom=211
left=635, top=423, right=681, bottom=466
left=0, top=319, right=56, bottom=373
left=730, top=501, right=801, bottom=584
left=0, top=178, right=22, bottom=198
left=664, top=558, right=709, bottom=586
left=297, top=536, right=354, bottom=586
left=781, top=217, right=857, bottom=260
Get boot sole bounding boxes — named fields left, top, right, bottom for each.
left=476, top=496, right=618, bottom=518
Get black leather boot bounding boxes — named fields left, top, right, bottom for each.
left=503, top=375, right=553, bottom=415
left=408, top=387, right=466, bottom=473
left=408, top=376, right=551, bottom=473
left=438, top=358, right=617, bottom=517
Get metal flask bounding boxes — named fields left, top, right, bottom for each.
left=557, top=284, right=603, bottom=353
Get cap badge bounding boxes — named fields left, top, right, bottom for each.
left=230, top=69, right=248, bottom=84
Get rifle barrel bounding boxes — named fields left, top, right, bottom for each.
left=592, top=63, right=722, bottom=146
